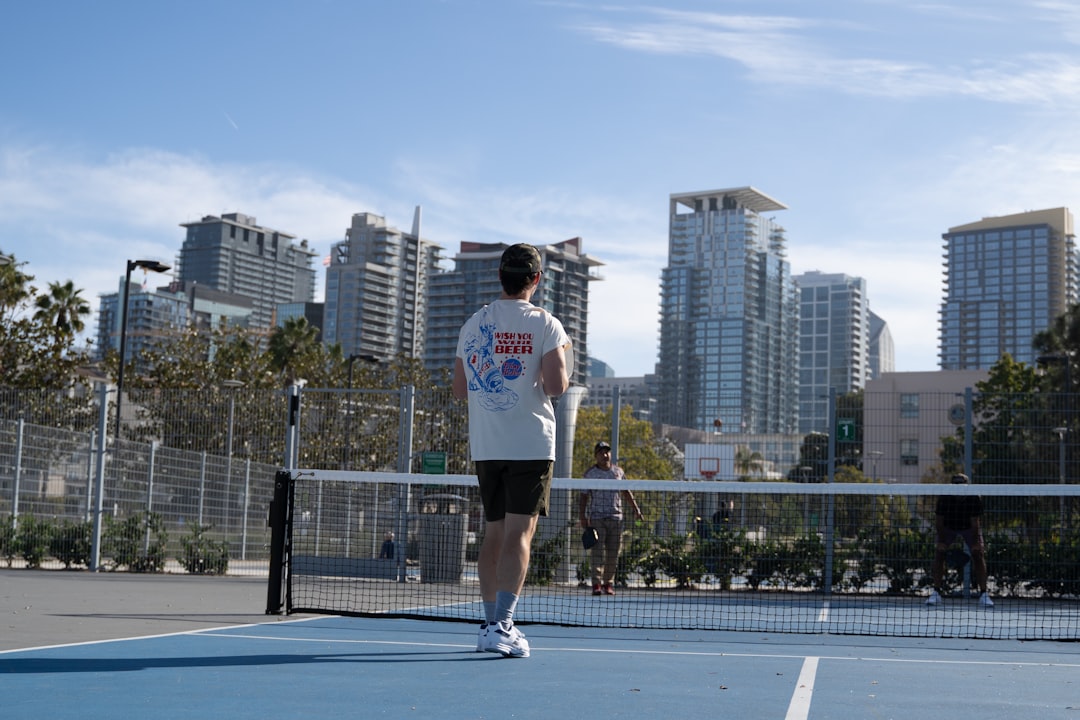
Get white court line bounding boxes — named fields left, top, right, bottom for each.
left=785, top=656, right=818, bottom=720
left=198, top=631, right=1080, bottom=667
left=816, top=600, right=830, bottom=623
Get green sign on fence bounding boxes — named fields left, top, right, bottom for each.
left=837, top=418, right=857, bottom=441
left=421, top=451, right=447, bottom=474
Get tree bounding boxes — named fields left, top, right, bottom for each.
left=572, top=404, right=677, bottom=480
left=33, top=280, right=91, bottom=343
left=0, top=255, right=90, bottom=390
left=734, top=445, right=765, bottom=480
left=267, top=317, right=322, bottom=387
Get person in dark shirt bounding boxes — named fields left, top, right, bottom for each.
left=926, top=473, right=993, bottom=607
left=379, top=531, right=395, bottom=559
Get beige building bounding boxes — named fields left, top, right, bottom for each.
left=864, top=370, right=988, bottom=483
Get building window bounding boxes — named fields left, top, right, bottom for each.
left=900, top=439, right=919, bottom=466
left=900, top=393, right=919, bottom=418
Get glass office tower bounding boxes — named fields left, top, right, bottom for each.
left=794, top=271, right=870, bottom=434
left=939, top=208, right=1077, bottom=370
left=656, top=187, right=799, bottom=434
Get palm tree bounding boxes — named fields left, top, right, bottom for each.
left=267, top=316, right=320, bottom=386
left=33, top=280, right=91, bottom=342
left=734, top=445, right=765, bottom=479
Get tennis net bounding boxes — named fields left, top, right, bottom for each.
left=267, top=469, right=1080, bottom=640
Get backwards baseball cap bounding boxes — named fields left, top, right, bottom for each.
left=595, top=441, right=611, bottom=453
left=500, top=243, right=542, bottom=274
left=951, top=473, right=970, bottom=484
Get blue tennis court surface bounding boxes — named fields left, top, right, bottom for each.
left=2, top=615, right=1077, bottom=719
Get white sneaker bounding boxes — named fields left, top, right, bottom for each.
left=926, top=589, right=941, bottom=606
left=485, top=620, right=530, bottom=658
left=979, top=592, right=994, bottom=608
left=476, top=623, right=489, bottom=652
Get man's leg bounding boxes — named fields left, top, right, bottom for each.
left=496, top=512, right=539, bottom=598
left=601, top=518, right=620, bottom=587
left=479, top=518, right=504, bottom=608
left=589, top=532, right=603, bottom=589
left=971, top=546, right=988, bottom=592
left=931, top=542, right=947, bottom=591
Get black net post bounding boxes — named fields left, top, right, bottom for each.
left=266, top=469, right=292, bottom=614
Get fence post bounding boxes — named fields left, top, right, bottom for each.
left=396, top=385, right=416, bottom=582
left=197, top=451, right=207, bottom=526
left=284, top=384, right=302, bottom=471
left=822, top=387, right=837, bottom=595
left=242, top=458, right=251, bottom=561
left=12, top=418, right=23, bottom=527
left=266, top=469, right=292, bottom=614
left=144, top=441, right=157, bottom=555
left=90, top=383, right=110, bottom=572
left=84, top=430, right=96, bottom=521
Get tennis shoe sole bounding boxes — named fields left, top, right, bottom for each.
left=485, top=622, right=530, bottom=658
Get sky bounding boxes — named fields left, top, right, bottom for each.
left=3, top=0, right=1080, bottom=377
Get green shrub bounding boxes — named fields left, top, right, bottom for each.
left=103, top=512, right=168, bottom=573
left=15, top=515, right=51, bottom=568
left=179, top=521, right=229, bottom=575
left=525, top=529, right=565, bottom=586
left=49, top=519, right=92, bottom=569
left=0, top=516, right=15, bottom=567
left=636, top=534, right=704, bottom=589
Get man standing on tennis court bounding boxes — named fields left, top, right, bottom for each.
left=453, top=243, right=571, bottom=659
left=927, top=473, right=993, bottom=607
left=579, top=441, right=642, bottom=596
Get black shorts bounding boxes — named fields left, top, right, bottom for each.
left=475, top=459, right=554, bottom=521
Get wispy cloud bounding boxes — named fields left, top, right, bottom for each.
left=571, top=5, right=1080, bottom=105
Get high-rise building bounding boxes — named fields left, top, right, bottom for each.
left=581, top=375, right=656, bottom=422
left=425, top=238, right=600, bottom=386
left=323, top=209, right=444, bottom=361
left=868, top=311, right=895, bottom=380
left=793, top=271, right=870, bottom=434
left=939, top=208, right=1077, bottom=370
left=656, top=187, right=799, bottom=434
left=277, top=302, right=325, bottom=341
left=94, top=280, right=253, bottom=364
left=177, top=213, right=317, bottom=332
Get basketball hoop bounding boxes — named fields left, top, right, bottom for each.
left=699, top=457, right=720, bottom=481
left=700, top=470, right=718, bottom=481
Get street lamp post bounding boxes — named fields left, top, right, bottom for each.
left=114, top=259, right=170, bottom=444
left=343, top=353, right=379, bottom=470
left=1054, top=426, right=1067, bottom=527
left=868, top=450, right=883, bottom=482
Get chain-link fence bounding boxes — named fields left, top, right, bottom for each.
left=0, top=384, right=466, bottom=575
left=3, top=384, right=1079, bottom=580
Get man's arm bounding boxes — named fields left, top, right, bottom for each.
left=623, top=490, right=643, bottom=520
left=540, top=344, right=570, bottom=397
left=452, top=357, right=468, bottom=400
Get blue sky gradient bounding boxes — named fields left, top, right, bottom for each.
left=3, top=1, right=1080, bottom=376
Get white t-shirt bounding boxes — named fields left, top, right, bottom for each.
left=456, top=298, right=570, bottom=461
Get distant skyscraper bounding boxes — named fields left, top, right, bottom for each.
left=323, top=209, right=443, bottom=361
left=939, top=208, right=1077, bottom=370
left=95, top=280, right=188, bottom=365
left=656, top=187, right=799, bottom=434
left=793, top=271, right=870, bottom=433
left=588, top=357, right=616, bottom=378
left=277, top=302, right=325, bottom=341
left=425, top=238, right=599, bottom=386
left=94, top=280, right=253, bottom=364
left=868, top=311, right=895, bottom=379
left=177, top=213, right=317, bottom=332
